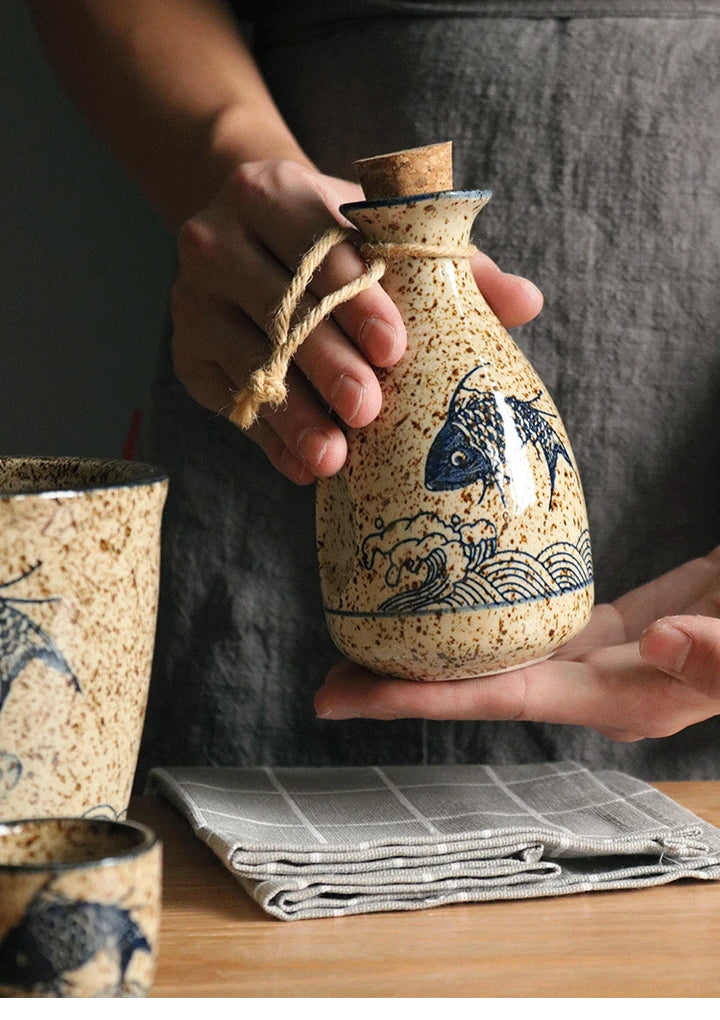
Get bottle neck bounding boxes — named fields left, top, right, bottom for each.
left=342, top=191, right=490, bottom=248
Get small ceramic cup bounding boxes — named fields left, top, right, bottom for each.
left=0, top=458, right=168, bottom=821
left=0, top=816, right=161, bottom=997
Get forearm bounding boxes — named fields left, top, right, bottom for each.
left=29, top=0, right=312, bottom=230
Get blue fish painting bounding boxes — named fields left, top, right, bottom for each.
left=425, top=366, right=574, bottom=507
left=0, top=563, right=79, bottom=712
left=0, top=887, right=151, bottom=997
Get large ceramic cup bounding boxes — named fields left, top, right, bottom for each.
left=0, top=817, right=161, bottom=997
left=0, top=458, right=167, bottom=821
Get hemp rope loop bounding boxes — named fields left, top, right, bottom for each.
left=229, top=226, right=477, bottom=429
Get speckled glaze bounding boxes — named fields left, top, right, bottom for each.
left=0, top=458, right=167, bottom=820
left=0, top=817, right=161, bottom=997
left=316, top=192, right=594, bottom=679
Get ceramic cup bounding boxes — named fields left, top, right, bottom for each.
left=0, top=458, right=168, bottom=821
left=0, top=816, right=161, bottom=997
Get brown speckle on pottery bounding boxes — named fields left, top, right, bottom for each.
left=0, top=458, right=167, bottom=820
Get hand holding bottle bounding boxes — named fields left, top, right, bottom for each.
left=171, top=159, right=543, bottom=484
left=315, top=548, right=720, bottom=742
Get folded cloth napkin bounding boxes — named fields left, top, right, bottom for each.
left=148, top=760, right=720, bottom=921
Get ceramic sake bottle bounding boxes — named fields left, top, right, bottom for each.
left=315, top=143, right=593, bottom=680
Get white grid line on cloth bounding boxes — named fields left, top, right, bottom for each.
left=521, top=789, right=659, bottom=819
left=168, top=764, right=588, bottom=797
left=577, top=769, right=678, bottom=830
left=483, top=764, right=574, bottom=834
left=173, top=768, right=669, bottom=833
left=195, top=809, right=309, bottom=828
left=184, top=793, right=665, bottom=829
left=177, top=781, right=572, bottom=830
left=263, top=767, right=329, bottom=844
left=201, top=810, right=458, bottom=831
left=372, top=766, right=442, bottom=835
left=204, top=809, right=530, bottom=828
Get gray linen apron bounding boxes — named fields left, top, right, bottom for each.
left=137, top=0, right=720, bottom=782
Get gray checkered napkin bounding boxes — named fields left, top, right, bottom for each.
left=147, top=761, right=720, bottom=920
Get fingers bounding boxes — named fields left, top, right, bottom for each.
left=640, top=615, right=720, bottom=697
left=172, top=160, right=409, bottom=481
left=236, top=162, right=406, bottom=368
left=171, top=279, right=348, bottom=478
left=611, top=546, right=720, bottom=639
left=315, top=632, right=720, bottom=742
left=470, top=251, right=544, bottom=329
left=172, top=158, right=546, bottom=484
left=195, top=160, right=407, bottom=370
left=176, top=200, right=390, bottom=428
left=314, top=654, right=646, bottom=739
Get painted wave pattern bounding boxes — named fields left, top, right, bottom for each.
left=357, top=512, right=592, bottom=617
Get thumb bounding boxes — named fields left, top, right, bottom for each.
left=470, top=251, right=544, bottom=329
left=639, top=615, right=720, bottom=689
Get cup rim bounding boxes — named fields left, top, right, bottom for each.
left=0, top=457, right=167, bottom=499
left=0, top=817, right=159, bottom=873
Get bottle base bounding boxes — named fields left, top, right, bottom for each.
left=325, top=585, right=594, bottom=682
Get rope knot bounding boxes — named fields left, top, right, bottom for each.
left=232, top=369, right=288, bottom=429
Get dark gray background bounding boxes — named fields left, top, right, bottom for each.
left=1, top=3, right=176, bottom=459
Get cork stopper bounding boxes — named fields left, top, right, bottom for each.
left=353, top=142, right=453, bottom=200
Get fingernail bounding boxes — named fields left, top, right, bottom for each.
left=359, top=317, right=400, bottom=364
left=640, top=621, right=692, bottom=674
left=296, top=428, right=329, bottom=469
left=278, top=447, right=315, bottom=485
left=330, top=374, right=365, bottom=424
left=522, top=278, right=545, bottom=304
left=314, top=691, right=336, bottom=719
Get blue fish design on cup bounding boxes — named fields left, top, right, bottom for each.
left=0, top=563, right=79, bottom=713
left=0, top=887, right=152, bottom=997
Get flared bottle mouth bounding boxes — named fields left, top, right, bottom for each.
left=341, top=188, right=492, bottom=215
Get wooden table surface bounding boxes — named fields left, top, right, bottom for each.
left=130, top=783, right=720, bottom=998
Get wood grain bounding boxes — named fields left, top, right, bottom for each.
left=130, top=782, right=720, bottom=998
